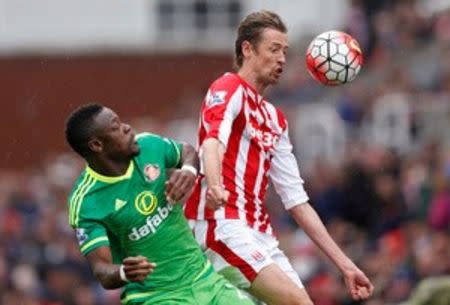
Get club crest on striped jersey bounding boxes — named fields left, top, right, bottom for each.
left=144, top=164, right=160, bottom=182
left=207, top=90, right=227, bottom=107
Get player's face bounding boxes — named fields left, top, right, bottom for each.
left=251, top=28, right=288, bottom=86
left=91, top=108, right=140, bottom=159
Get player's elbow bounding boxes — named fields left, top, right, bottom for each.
left=202, top=138, right=226, bottom=159
left=202, top=137, right=221, bottom=150
left=98, top=280, right=113, bottom=290
left=92, top=269, right=121, bottom=290
left=96, top=276, right=119, bottom=290
left=182, top=142, right=196, bottom=154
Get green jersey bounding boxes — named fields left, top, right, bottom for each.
left=68, top=133, right=209, bottom=305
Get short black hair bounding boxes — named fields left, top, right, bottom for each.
left=65, top=103, right=104, bottom=157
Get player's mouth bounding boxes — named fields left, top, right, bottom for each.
left=129, top=133, right=137, bottom=146
left=274, top=67, right=283, bottom=78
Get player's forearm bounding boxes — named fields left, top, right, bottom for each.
left=86, top=248, right=127, bottom=289
left=202, top=138, right=224, bottom=187
left=92, top=262, right=126, bottom=289
left=181, top=143, right=200, bottom=172
left=289, top=203, right=357, bottom=273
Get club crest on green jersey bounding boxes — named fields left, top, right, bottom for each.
left=135, top=191, right=158, bottom=215
left=144, top=164, right=160, bottom=182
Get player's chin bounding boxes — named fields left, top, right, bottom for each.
left=129, top=143, right=140, bottom=156
left=271, top=71, right=282, bottom=81
left=269, top=75, right=280, bottom=85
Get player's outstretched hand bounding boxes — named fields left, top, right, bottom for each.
left=205, top=185, right=229, bottom=210
left=165, top=168, right=196, bottom=204
left=122, top=255, right=156, bottom=282
left=342, top=266, right=374, bottom=301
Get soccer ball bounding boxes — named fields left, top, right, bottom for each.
left=306, top=31, right=363, bottom=86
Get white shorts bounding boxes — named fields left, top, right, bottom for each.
left=189, top=219, right=304, bottom=290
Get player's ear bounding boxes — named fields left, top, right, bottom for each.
left=241, top=40, right=253, bottom=59
left=88, top=138, right=103, bottom=153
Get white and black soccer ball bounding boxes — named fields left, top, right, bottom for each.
left=306, top=30, right=363, bottom=86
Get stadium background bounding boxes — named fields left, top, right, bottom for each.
left=0, top=0, right=449, bottom=304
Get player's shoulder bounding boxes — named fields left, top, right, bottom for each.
left=68, top=169, right=89, bottom=203
left=209, top=72, right=242, bottom=92
left=135, top=132, right=179, bottom=155
left=136, top=132, right=162, bottom=144
left=68, top=170, right=100, bottom=226
left=204, top=73, right=243, bottom=108
left=136, top=132, right=171, bottom=149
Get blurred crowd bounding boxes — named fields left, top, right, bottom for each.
left=269, top=1, right=450, bottom=305
left=1, top=1, right=449, bottom=305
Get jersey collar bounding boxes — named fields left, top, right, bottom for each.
left=86, top=161, right=134, bottom=184
left=233, top=73, right=264, bottom=105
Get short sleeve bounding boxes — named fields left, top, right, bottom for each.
left=163, top=137, right=183, bottom=168
left=202, top=75, right=243, bottom=147
left=135, top=132, right=183, bottom=168
left=74, top=219, right=110, bottom=256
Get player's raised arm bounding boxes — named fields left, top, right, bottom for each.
left=288, top=204, right=374, bottom=300
left=271, top=122, right=374, bottom=301
left=85, top=246, right=156, bottom=289
left=165, top=141, right=199, bottom=204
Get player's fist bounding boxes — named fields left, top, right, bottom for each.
left=205, top=185, right=229, bottom=210
left=342, top=266, right=374, bottom=301
left=165, top=167, right=197, bottom=204
left=122, top=255, right=157, bottom=282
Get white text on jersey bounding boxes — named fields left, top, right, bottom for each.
left=128, top=205, right=173, bottom=241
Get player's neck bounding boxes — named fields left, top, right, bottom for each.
left=237, top=67, right=267, bottom=94
left=87, top=157, right=131, bottom=177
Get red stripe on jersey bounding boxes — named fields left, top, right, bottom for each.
left=257, top=158, right=271, bottom=233
left=184, top=176, right=202, bottom=219
left=223, top=109, right=246, bottom=219
left=243, top=140, right=260, bottom=227
left=197, top=123, right=207, bottom=150
left=260, top=214, right=271, bottom=235
left=275, top=107, right=287, bottom=130
left=206, top=220, right=257, bottom=281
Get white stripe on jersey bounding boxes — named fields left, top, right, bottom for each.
left=263, top=102, right=281, bottom=130
left=266, top=223, right=273, bottom=235
left=215, top=86, right=243, bottom=147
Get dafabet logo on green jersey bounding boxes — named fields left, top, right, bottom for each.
left=134, top=191, right=157, bottom=215
left=129, top=191, right=173, bottom=241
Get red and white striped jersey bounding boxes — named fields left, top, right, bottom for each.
left=184, top=73, right=309, bottom=234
